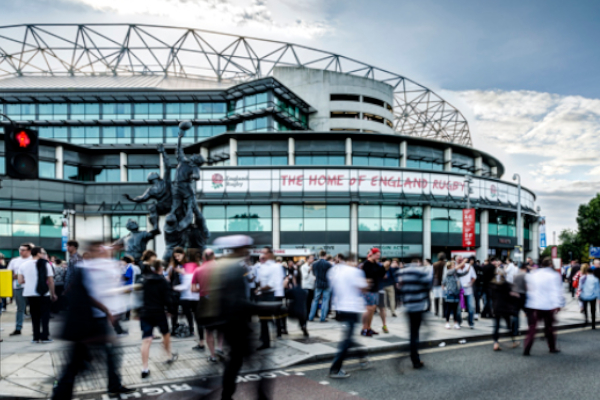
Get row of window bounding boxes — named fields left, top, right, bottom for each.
left=0, top=211, right=62, bottom=237
left=330, top=111, right=393, bottom=127
left=330, top=94, right=393, bottom=112
left=38, top=125, right=228, bottom=144
left=358, top=205, right=423, bottom=232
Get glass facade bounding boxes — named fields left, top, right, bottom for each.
left=128, top=168, right=160, bottom=182
left=112, top=215, right=148, bottom=240
left=353, top=156, right=399, bottom=167
left=431, top=208, right=480, bottom=234
left=64, top=164, right=121, bottom=182
left=489, top=211, right=517, bottom=237
left=296, top=155, right=345, bottom=166
left=238, top=156, right=287, bottom=166
left=358, top=205, right=423, bottom=232
left=406, top=159, right=444, bottom=171
left=203, top=205, right=272, bottom=232
left=281, top=205, right=350, bottom=231
left=0, top=210, right=62, bottom=237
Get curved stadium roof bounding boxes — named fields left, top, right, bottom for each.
left=0, top=24, right=472, bottom=146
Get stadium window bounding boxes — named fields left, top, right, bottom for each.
left=330, top=94, right=360, bottom=102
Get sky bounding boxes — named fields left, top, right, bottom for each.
left=2, top=0, right=600, bottom=243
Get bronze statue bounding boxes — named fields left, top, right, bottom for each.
left=122, top=121, right=210, bottom=262
left=113, top=219, right=160, bottom=263
left=123, top=144, right=172, bottom=229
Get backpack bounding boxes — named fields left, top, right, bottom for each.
left=444, top=273, right=461, bottom=296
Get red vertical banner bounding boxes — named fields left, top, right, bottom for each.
left=462, top=208, right=476, bottom=248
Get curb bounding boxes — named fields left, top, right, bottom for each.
left=292, top=321, right=587, bottom=365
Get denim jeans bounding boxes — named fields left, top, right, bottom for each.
left=14, top=288, right=26, bottom=331
left=308, top=288, right=331, bottom=322
left=464, top=293, right=475, bottom=327
left=330, top=312, right=364, bottom=373
left=474, top=286, right=484, bottom=315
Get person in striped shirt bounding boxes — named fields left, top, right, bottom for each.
left=396, top=258, right=433, bottom=369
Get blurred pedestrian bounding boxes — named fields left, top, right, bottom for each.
left=64, top=240, right=82, bottom=293
left=378, top=259, right=394, bottom=332
left=490, top=266, right=520, bottom=351
left=18, top=247, right=57, bottom=343
left=567, top=260, right=580, bottom=298
left=256, top=246, right=285, bottom=350
left=578, top=263, right=600, bottom=329
left=52, top=241, right=135, bottom=399
left=328, top=253, right=369, bottom=379
left=51, top=259, right=67, bottom=313
left=432, top=252, right=447, bottom=317
left=7, top=243, right=32, bottom=336
left=397, top=258, right=432, bottom=369
left=140, top=259, right=177, bottom=379
left=523, top=257, right=565, bottom=356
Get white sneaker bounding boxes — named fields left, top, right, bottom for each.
left=445, top=323, right=451, bottom=329
left=453, top=324, right=461, bottom=330
left=474, top=314, right=480, bottom=321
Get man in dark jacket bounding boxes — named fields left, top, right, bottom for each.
left=481, top=259, right=497, bottom=318
left=140, top=260, right=177, bottom=379
left=308, top=250, right=332, bottom=322
left=568, top=260, right=580, bottom=298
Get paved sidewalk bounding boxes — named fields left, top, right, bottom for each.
left=0, top=293, right=586, bottom=399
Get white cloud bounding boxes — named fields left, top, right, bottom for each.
left=449, top=89, right=600, bottom=239
left=70, top=0, right=332, bottom=39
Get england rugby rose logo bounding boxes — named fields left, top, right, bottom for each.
left=490, top=184, right=497, bottom=198
left=212, top=173, right=224, bottom=189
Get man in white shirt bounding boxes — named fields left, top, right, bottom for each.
left=456, top=255, right=477, bottom=329
left=7, top=243, right=33, bottom=336
left=18, top=247, right=56, bottom=343
left=328, top=253, right=369, bottom=379
left=523, top=257, right=565, bottom=356
left=256, top=247, right=285, bottom=350
left=504, top=259, right=518, bottom=284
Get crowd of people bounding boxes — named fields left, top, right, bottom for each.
left=0, top=238, right=590, bottom=398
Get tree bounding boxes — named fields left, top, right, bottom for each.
left=577, top=193, right=600, bottom=247
left=558, top=229, right=582, bottom=262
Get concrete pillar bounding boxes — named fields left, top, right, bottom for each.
left=229, top=138, right=238, bottom=166
left=350, top=203, right=358, bottom=255
left=475, top=156, right=483, bottom=176
left=103, top=214, right=112, bottom=242
left=527, top=220, right=540, bottom=262
left=120, top=152, right=127, bottom=182
left=491, top=166, right=498, bottom=178
left=200, top=146, right=209, bottom=160
left=159, top=152, right=165, bottom=177
left=477, top=210, right=489, bottom=261
left=444, top=147, right=453, bottom=172
left=400, top=141, right=407, bottom=168
left=288, top=137, right=295, bottom=166
left=55, top=146, right=64, bottom=179
left=345, top=137, right=352, bottom=166
left=423, top=205, right=432, bottom=260
left=155, top=215, right=166, bottom=259
left=272, top=202, right=280, bottom=249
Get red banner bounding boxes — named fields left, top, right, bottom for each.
left=462, top=208, right=476, bottom=248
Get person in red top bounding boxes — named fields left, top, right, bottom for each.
left=191, top=248, right=225, bottom=363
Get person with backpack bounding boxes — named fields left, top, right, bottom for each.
left=442, top=260, right=462, bottom=329
left=18, top=247, right=57, bottom=343
left=578, top=263, right=600, bottom=329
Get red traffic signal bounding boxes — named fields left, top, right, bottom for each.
left=16, top=131, right=32, bottom=148
left=4, top=126, right=39, bottom=179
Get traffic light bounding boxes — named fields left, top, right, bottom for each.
left=4, top=125, right=39, bottom=179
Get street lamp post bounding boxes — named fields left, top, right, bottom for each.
left=513, top=174, right=522, bottom=249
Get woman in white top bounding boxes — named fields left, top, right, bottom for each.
left=300, top=257, right=316, bottom=320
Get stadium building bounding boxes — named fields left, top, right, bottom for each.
left=0, top=24, right=539, bottom=262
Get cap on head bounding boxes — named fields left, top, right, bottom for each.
left=369, top=248, right=381, bottom=256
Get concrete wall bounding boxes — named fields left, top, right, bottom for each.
left=273, top=67, right=395, bottom=134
